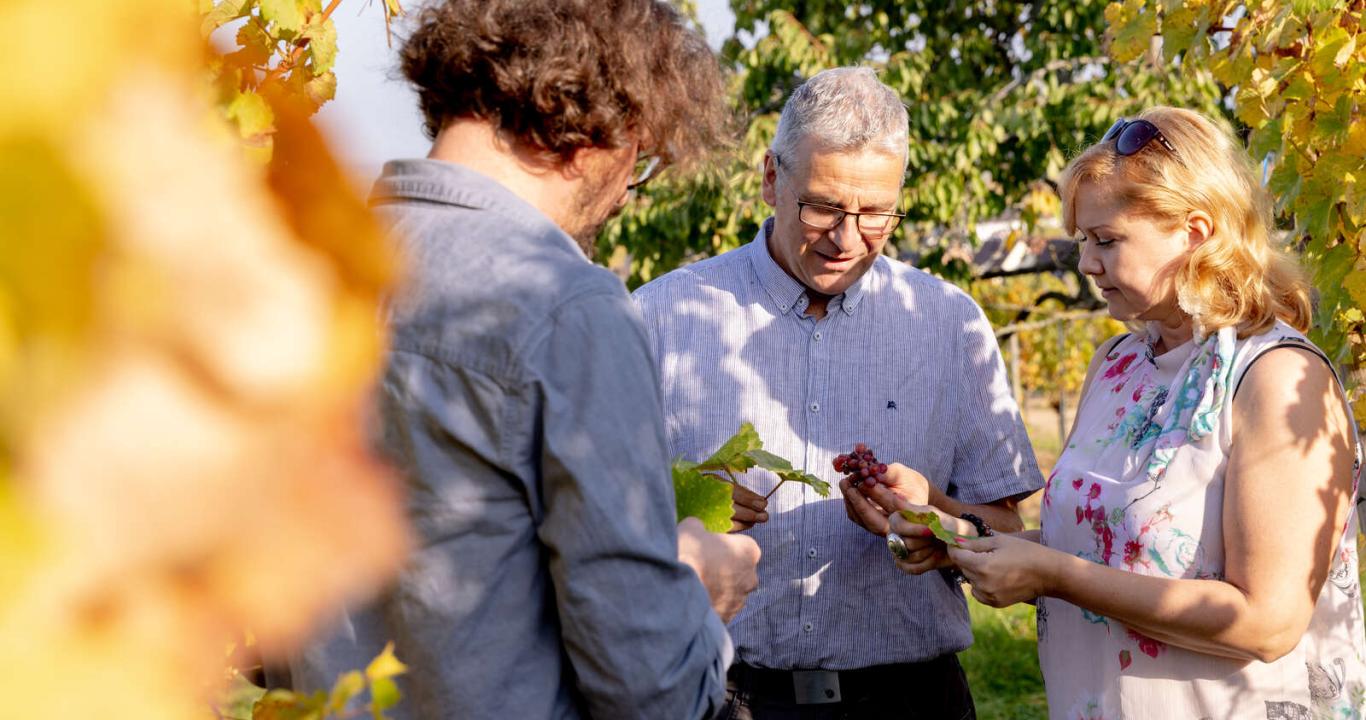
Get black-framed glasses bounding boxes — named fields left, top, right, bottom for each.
left=627, top=154, right=661, bottom=191
left=773, top=156, right=905, bottom=237
left=1103, top=118, right=1180, bottom=161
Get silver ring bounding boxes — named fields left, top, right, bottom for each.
left=886, top=532, right=909, bottom=561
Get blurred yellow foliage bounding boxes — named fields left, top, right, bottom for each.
left=0, top=1, right=409, bottom=718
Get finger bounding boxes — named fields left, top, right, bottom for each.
left=842, top=480, right=891, bottom=535
left=887, top=513, right=932, bottom=538
left=730, top=519, right=754, bottom=533
left=946, top=544, right=976, bottom=566
left=861, top=481, right=912, bottom=514
left=731, top=504, right=768, bottom=524
left=905, top=547, right=939, bottom=566
left=732, top=484, right=767, bottom=512
left=894, top=557, right=941, bottom=575
left=883, top=463, right=930, bottom=505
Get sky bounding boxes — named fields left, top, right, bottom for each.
left=315, top=0, right=737, bottom=183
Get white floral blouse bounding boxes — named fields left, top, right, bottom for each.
left=1038, top=321, right=1366, bottom=719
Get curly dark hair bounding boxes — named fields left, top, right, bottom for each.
left=400, top=0, right=733, bottom=170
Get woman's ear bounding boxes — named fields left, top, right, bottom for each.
left=1186, top=210, right=1214, bottom=249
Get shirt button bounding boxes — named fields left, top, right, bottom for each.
left=803, top=622, right=814, bottom=633
left=809, top=402, right=820, bottom=413
left=813, top=331, right=822, bottom=341
left=807, top=548, right=817, bottom=558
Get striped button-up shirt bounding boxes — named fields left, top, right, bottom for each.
left=633, top=221, right=1043, bottom=669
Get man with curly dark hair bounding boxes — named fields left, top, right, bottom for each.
left=286, top=2, right=759, bottom=718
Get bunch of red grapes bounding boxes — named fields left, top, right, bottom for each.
left=832, top=443, right=888, bottom=487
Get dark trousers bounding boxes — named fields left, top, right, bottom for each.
left=720, top=656, right=976, bottom=720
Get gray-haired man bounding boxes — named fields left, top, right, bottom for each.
left=632, top=66, right=1043, bottom=719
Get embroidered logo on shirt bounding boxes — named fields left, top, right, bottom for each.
left=887, top=401, right=897, bottom=410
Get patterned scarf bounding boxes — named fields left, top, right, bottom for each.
left=1137, top=324, right=1236, bottom=486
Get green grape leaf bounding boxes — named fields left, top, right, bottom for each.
left=1209, top=40, right=1253, bottom=87
left=201, top=0, right=253, bottom=36
left=1158, top=3, right=1203, bottom=61
left=896, top=509, right=974, bottom=548
left=213, top=671, right=267, bottom=720
left=370, top=678, right=401, bottom=719
left=745, top=449, right=831, bottom=497
left=260, top=0, right=306, bottom=36
left=695, top=421, right=762, bottom=473
left=303, top=16, right=338, bottom=74
left=227, top=89, right=274, bottom=139
left=326, top=671, right=365, bottom=714
left=672, top=461, right=734, bottom=532
left=234, top=20, right=276, bottom=68
left=1106, top=0, right=1157, bottom=64
left=1310, top=24, right=1353, bottom=79
left=1343, top=268, right=1366, bottom=311
left=252, top=689, right=327, bottom=720
left=1248, top=117, right=1283, bottom=161
left=364, top=642, right=407, bottom=682
left=306, top=71, right=337, bottom=106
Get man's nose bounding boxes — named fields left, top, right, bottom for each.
left=829, top=214, right=863, bottom=252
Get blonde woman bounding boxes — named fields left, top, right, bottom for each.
left=845, top=107, right=1366, bottom=718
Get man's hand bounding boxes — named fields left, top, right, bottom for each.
left=840, top=462, right=931, bottom=535
left=887, top=504, right=975, bottom=575
left=676, top=517, right=761, bottom=623
left=730, top=483, right=769, bottom=532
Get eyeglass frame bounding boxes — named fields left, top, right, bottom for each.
left=772, top=155, right=906, bottom=238
left=1102, top=118, right=1181, bottom=162
left=627, top=154, right=662, bottom=191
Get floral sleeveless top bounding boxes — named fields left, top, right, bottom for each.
left=1038, top=321, right=1366, bottom=719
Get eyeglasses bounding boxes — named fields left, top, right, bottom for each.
left=1103, top=118, right=1180, bottom=161
left=627, top=154, right=661, bottom=191
left=774, top=156, right=904, bottom=237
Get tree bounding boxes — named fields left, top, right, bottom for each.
left=1106, top=0, right=1366, bottom=417
left=602, top=0, right=1229, bottom=288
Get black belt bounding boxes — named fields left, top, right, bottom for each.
left=728, top=656, right=956, bottom=706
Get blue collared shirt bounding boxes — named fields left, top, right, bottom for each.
left=633, top=221, right=1043, bottom=669
left=291, top=159, right=730, bottom=720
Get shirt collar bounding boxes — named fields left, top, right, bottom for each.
left=748, top=217, right=873, bottom=317
left=368, top=158, right=586, bottom=260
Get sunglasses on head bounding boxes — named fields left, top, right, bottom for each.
left=1103, top=118, right=1181, bottom=161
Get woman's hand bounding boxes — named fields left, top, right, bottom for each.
left=887, top=503, right=975, bottom=575
left=948, top=533, right=1056, bottom=607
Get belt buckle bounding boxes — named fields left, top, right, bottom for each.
left=791, top=669, right=841, bottom=704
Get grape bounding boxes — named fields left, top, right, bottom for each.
left=832, top=443, right=885, bottom=488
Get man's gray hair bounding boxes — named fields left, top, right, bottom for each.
left=770, top=66, right=909, bottom=169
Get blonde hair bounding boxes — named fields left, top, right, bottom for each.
left=1058, top=106, right=1311, bottom=337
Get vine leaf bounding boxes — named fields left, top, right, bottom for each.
left=897, top=509, right=974, bottom=548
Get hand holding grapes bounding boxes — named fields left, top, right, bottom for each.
left=838, top=458, right=931, bottom=536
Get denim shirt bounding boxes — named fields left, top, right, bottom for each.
left=291, top=159, right=729, bottom=720
left=634, top=224, right=1043, bottom=669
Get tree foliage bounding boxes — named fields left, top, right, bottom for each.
left=602, top=0, right=1229, bottom=288
left=202, top=0, right=403, bottom=161
left=1106, top=0, right=1366, bottom=411
left=0, top=2, right=409, bottom=718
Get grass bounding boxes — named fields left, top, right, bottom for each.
left=962, top=596, right=1047, bottom=719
